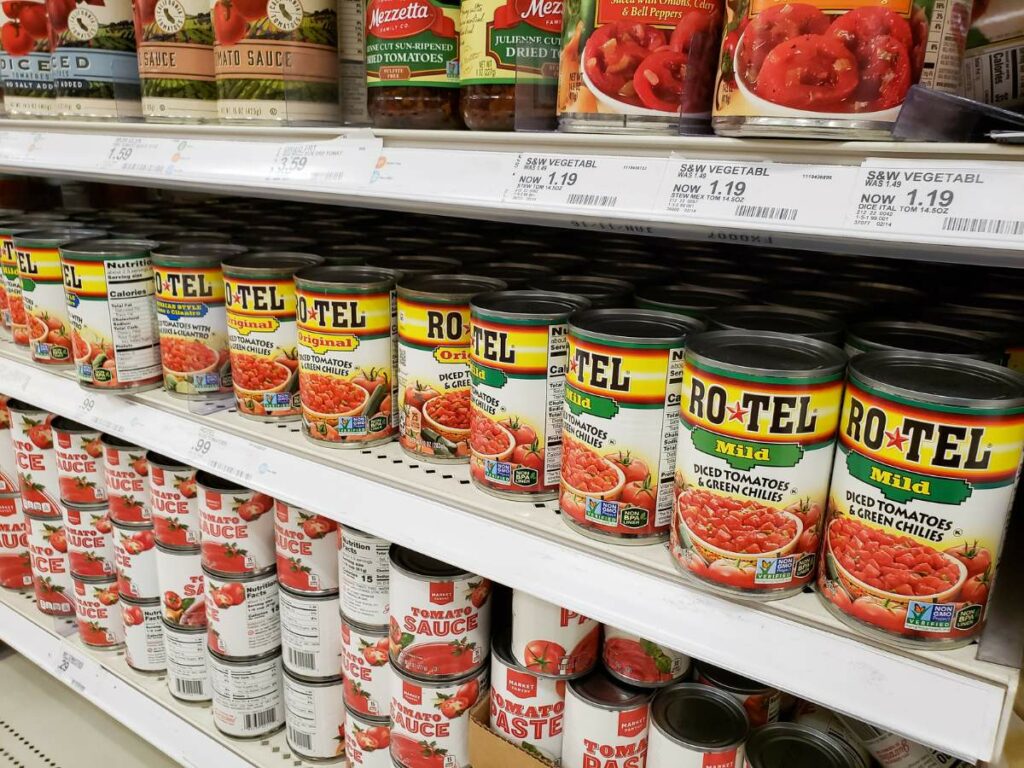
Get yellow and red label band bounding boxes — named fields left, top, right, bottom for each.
left=567, top=337, right=674, bottom=407
left=155, top=267, right=225, bottom=302
left=471, top=319, right=550, bottom=377
left=224, top=277, right=296, bottom=318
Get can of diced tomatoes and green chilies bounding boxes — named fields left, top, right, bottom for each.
left=102, top=435, right=151, bottom=525
left=0, top=399, right=16, bottom=495
left=818, top=351, right=1024, bottom=649
left=339, top=525, right=390, bottom=626
left=275, top=499, right=338, bottom=592
left=164, top=619, right=211, bottom=700
left=562, top=309, right=703, bottom=543
left=388, top=545, right=491, bottom=680
left=121, top=596, right=166, bottom=672
left=197, top=472, right=276, bottom=575
left=284, top=670, right=347, bottom=760
left=52, top=418, right=106, bottom=506
left=510, top=589, right=599, bottom=678
left=342, top=616, right=392, bottom=719
left=562, top=667, right=653, bottom=768
left=672, top=330, right=847, bottom=600
left=60, top=239, right=163, bottom=393
left=294, top=265, right=398, bottom=448
left=65, top=502, right=115, bottom=578
left=25, top=512, right=74, bottom=615
left=603, top=626, right=691, bottom=689
left=209, top=648, right=285, bottom=738
left=222, top=253, right=323, bottom=420
left=113, top=520, right=159, bottom=598
left=844, top=321, right=1000, bottom=362
left=73, top=574, right=125, bottom=648
left=0, top=227, right=29, bottom=345
left=156, top=543, right=207, bottom=627
left=397, top=274, right=506, bottom=463
left=744, top=723, right=860, bottom=768
left=0, top=495, right=32, bottom=590
left=205, top=566, right=280, bottom=658
left=152, top=244, right=247, bottom=399
left=279, top=585, right=341, bottom=677
left=469, top=291, right=591, bottom=501
left=647, top=683, right=749, bottom=768
left=8, top=400, right=61, bottom=518
left=148, top=452, right=200, bottom=548
left=712, top=0, right=973, bottom=139
left=346, top=709, right=392, bottom=768
left=693, top=661, right=780, bottom=728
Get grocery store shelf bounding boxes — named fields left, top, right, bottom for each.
left=0, top=343, right=1018, bottom=765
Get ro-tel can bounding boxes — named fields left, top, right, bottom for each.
left=52, top=418, right=106, bottom=506
left=197, top=471, right=275, bottom=575
left=712, top=0, right=973, bottom=139
left=152, top=243, right=246, bottom=398
left=164, top=619, right=211, bottom=700
left=648, top=683, right=749, bottom=768
left=294, top=266, right=398, bottom=448
left=274, top=499, right=338, bottom=593
left=397, top=275, right=506, bottom=462
left=209, top=648, right=286, bottom=739
left=148, top=452, right=200, bottom=548
left=102, top=435, right=151, bottom=525
left=635, top=286, right=746, bottom=321
left=341, top=616, right=392, bottom=719
left=0, top=226, right=28, bottom=345
left=155, top=543, right=207, bottom=627
left=60, top=238, right=163, bottom=393
left=205, top=566, right=280, bottom=658
left=72, top=574, right=125, bottom=648
left=709, top=306, right=846, bottom=348
left=65, top=503, right=115, bottom=578
left=113, top=520, right=159, bottom=598
left=389, top=545, right=491, bottom=679
left=0, top=495, right=32, bottom=590
left=819, top=351, right=1024, bottom=649
left=279, top=585, right=342, bottom=678
left=284, top=670, right=347, bottom=760
left=346, top=709, right=392, bottom=768
left=532, top=276, right=635, bottom=310
left=834, top=715, right=969, bottom=768
left=222, top=253, right=323, bottom=420
left=603, top=627, right=690, bottom=688
left=844, top=321, right=1000, bottom=362
left=25, top=512, right=74, bottom=615
left=469, top=291, right=591, bottom=501
left=121, top=596, right=166, bottom=672
left=390, top=663, right=488, bottom=768
left=672, top=331, right=847, bottom=599
left=339, top=524, right=390, bottom=625
left=510, top=590, right=599, bottom=678
left=562, top=309, right=702, bottom=543
left=8, top=400, right=61, bottom=518
left=793, top=702, right=871, bottom=768
left=744, top=723, right=861, bottom=768
left=0, top=0, right=56, bottom=117
left=693, top=661, right=780, bottom=728
left=562, top=667, right=653, bottom=768
left=0, top=398, right=15, bottom=495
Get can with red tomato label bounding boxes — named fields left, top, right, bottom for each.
left=65, top=503, right=115, bottom=578
left=391, top=664, right=489, bottom=768
left=147, top=453, right=200, bottom=549
left=8, top=400, right=61, bottom=518
left=51, top=418, right=106, bottom=507
left=510, top=590, right=599, bottom=678
left=744, top=723, right=860, bottom=768
left=341, top=616, right=393, bottom=720
left=72, top=574, right=125, bottom=648
left=197, top=472, right=275, bottom=576
left=672, top=331, right=846, bottom=600
left=562, top=667, right=653, bottom=768
left=0, top=397, right=18, bottom=495
left=389, top=545, right=491, bottom=680
left=102, top=435, right=151, bottom=525
left=694, top=661, right=780, bottom=728
left=0, top=495, right=32, bottom=590
left=121, top=597, right=166, bottom=673
left=284, top=670, right=347, bottom=760
left=25, top=512, right=74, bottom=616
left=470, top=291, right=591, bottom=501
left=346, top=709, right=392, bottom=768
left=647, top=683, right=749, bottom=768
left=280, top=585, right=342, bottom=679
left=113, top=521, right=159, bottom=599
left=603, top=626, right=690, bottom=688
left=155, top=543, right=207, bottom=628
left=164, top=619, right=212, bottom=701
left=209, top=648, right=285, bottom=739
left=275, top=499, right=339, bottom=593
left=339, top=525, right=390, bottom=626
left=205, top=566, right=280, bottom=659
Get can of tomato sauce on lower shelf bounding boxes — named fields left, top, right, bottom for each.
left=693, top=661, right=780, bottom=727
left=65, top=503, right=115, bottom=578
left=121, top=597, right=166, bottom=673
left=0, top=495, right=31, bottom=590
left=745, top=723, right=861, bottom=768
left=102, top=436, right=151, bottom=525
left=603, top=627, right=691, bottom=688
left=148, top=453, right=200, bottom=549
left=562, top=667, right=653, bottom=768
left=469, top=291, right=591, bottom=501
left=672, top=331, right=847, bottom=600
left=818, top=351, right=1024, bottom=649
left=342, top=617, right=393, bottom=719
left=647, top=683, right=749, bottom=768
left=113, top=521, right=159, bottom=599
left=346, top=710, right=392, bottom=768
left=284, top=670, right=347, bottom=760
left=52, top=419, right=106, bottom=507
left=156, top=543, right=207, bottom=628
left=8, top=400, right=61, bottom=518
left=197, top=472, right=275, bottom=575
left=209, top=648, right=285, bottom=739
left=205, top=566, right=281, bottom=658
left=72, top=574, right=125, bottom=648
left=339, top=525, right=390, bottom=625
left=279, top=586, right=342, bottom=678
left=510, top=590, right=599, bottom=678
left=164, top=619, right=211, bottom=701
left=275, top=500, right=339, bottom=592
left=25, top=513, right=74, bottom=615
left=0, top=397, right=18, bottom=495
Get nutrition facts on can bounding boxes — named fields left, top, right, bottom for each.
left=105, top=259, right=161, bottom=382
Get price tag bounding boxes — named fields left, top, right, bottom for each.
left=54, top=643, right=96, bottom=694
left=259, top=136, right=383, bottom=188
left=99, top=136, right=175, bottom=175
left=368, top=148, right=513, bottom=203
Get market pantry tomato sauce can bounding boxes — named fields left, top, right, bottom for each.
left=0, top=397, right=18, bottom=495
left=197, top=471, right=276, bottom=575
left=52, top=418, right=106, bottom=507
left=102, top=435, right=151, bottom=525
left=510, top=589, right=599, bottom=678
left=148, top=453, right=200, bottom=548
left=280, top=585, right=342, bottom=678
left=65, top=503, right=115, bottom=578
left=672, top=330, right=847, bottom=600
left=341, top=616, right=393, bottom=718
left=346, top=709, right=392, bottom=768
left=163, top=619, right=212, bottom=701
left=283, top=671, right=347, bottom=760
left=8, top=400, right=61, bottom=518
left=73, top=574, right=125, bottom=648
left=155, top=543, right=207, bottom=628
left=0, top=495, right=32, bottom=590
left=818, top=351, right=1024, bottom=649
left=25, top=512, right=74, bottom=615
left=339, top=524, right=391, bottom=625
left=562, top=666, right=653, bottom=768
left=208, top=648, right=286, bottom=739
left=113, top=521, right=159, bottom=599
left=205, top=566, right=281, bottom=658
left=647, top=683, right=749, bottom=768
left=121, top=597, right=166, bottom=673
left=275, top=499, right=339, bottom=592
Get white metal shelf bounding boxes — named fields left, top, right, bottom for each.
left=0, top=342, right=1017, bottom=765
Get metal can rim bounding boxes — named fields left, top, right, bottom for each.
left=686, top=330, right=848, bottom=378
left=651, top=682, right=749, bottom=752
left=470, top=289, right=591, bottom=322
left=294, top=264, right=398, bottom=291
left=221, top=252, right=323, bottom=276
left=570, top=307, right=703, bottom=347
left=388, top=543, right=470, bottom=580
left=568, top=666, right=653, bottom=710
left=397, top=274, right=507, bottom=301
left=58, top=238, right=158, bottom=259
left=744, top=723, right=859, bottom=768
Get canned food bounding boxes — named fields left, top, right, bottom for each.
left=65, top=503, right=115, bottom=578
left=0, top=228, right=28, bottom=344
left=155, top=543, right=207, bottom=628
left=148, top=453, right=200, bottom=548
left=121, top=597, right=166, bottom=673
left=205, top=566, right=281, bottom=659
left=346, top=709, right=392, bottom=767
left=844, top=321, right=1000, bottom=361
left=339, top=525, right=390, bottom=626
left=834, top=716, right=964, bottom=768
left=283, top=671, right=347, bottom=760
left=209, top=649, right=285, bottom=739
left=562, top=667, right=653, bottom=768
left=0, top=1, right=55, bottom=118
left=470, top=291, right=591, bottom=501
left=744, top=723, right=860, bottom=768
left=0, top=397, right=17, bottom=494
left=72, top=574, right=125, bottom=648
left=510, top=590, right=599, bottom=678
left=274, top=499, right=339, bottom=592
left=709, top=306, right=845, bottom=347
left=818, top=352, right=1024, bottom=648
left=197, top=472, right=275, bottom=575
left=280, top=585, right=342, bottom=678
left=341, top=617, right=393, bottom=719
left=222, top=253, right=324, bottom=421
left=0, top=495, right=32, bottom=590
left=635, top=286, right=746, bottom=319
left=25, top=512, right=74, bottom=615
left=389, top=545, right=491, bottom=679
left=113, top=521, right=159, bottom=599
left=52, top=418, right=106, bottom=506
left=163, top=620, right=212, bottom=701
left=672, top=331, right=847, bottom=599
left=603, top=627, right=690, bottom=688
left=793, top=702, right=871, bottom=768
left=60, top=239, right=163, bottom=393
left=648, top=683, right=749, bottom=768
left=531, top=276, right=635, bottom=309
left=8, top=400, right=60, bottom=518
left=767, top=290, right=865, bottom=320
left=102, top=436, right=151, bottom=525
left=694, top=661, right=780, bottom=727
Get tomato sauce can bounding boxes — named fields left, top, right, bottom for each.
left=284, top=670, right=347, bottom=760
left=818, top=351, right=1024, bottom=649
left=0, top=495, right=32, bottom=590
left=102, top=435, right=152, bottom=525
left=469, top=291, right=591, bottom=501
left=397, top=274, right=506, bottom=463
left=672, top=331, right=847, bottom=600
left=389, top=545, right=491, bottom=680
left=341, top=616, right=393, bottom=719
left=744, top=723, right=860, bottom=768
left=510, top=590, right=599, bottom=678
left=72, top=574, right=125, bottom=648
left=148, top=452, right=200, bottom=549
left=121, top=596, right=166, bottom=673
left=59, top=239, right=163, bottom=393
left=8, top=400, right=61, bottom=518
left=163, top=619, right=212, bottom=701
left=0, top=397, right=18, bottom=494
left=339, top=525, right=390, bottom=626
left=693, top=661, right=780, bottom=728
left=603, top=627, right=690, bottom=688
left=205, top=566, right=281, bottom=659
left=155, top=543, right=207, bottom=628
left=113, top=521, right=159, bottom=599
left=279, top=585, right=342, bottom=678
left=275, top=499, right=339, bottom=592
left=222, top=253, right=324, bottom=421
left=562, top=667, right=653, bottom=768
left=346, top=709, right=392, bottom=768
left=52, top=418, right=106, bottom=506
left=197, top=472, right=276, bottom=575
left=647, top=683, right=749, bottom=768
left=209, top=648, right=286, bottom=739
left=65, top=503, right=115, bottom=578
left=25, top=512, right=74, bottom=615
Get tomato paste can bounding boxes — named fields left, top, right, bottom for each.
left=113, top=520, right=159, bottom=599
left=155, top=543, right=207, bottom=628
left=844, top=321, right=1000, bottom=362
left=341, top=616, right=393, bottom=719
left=148, top=452, right=200, bottom=549
left=672, top=331, right=847, bottom=600
left=469, top=291, right=591, bottom=501
left=205, top=566, right=281, bottom=659
left=60, top=239, right=163, bottom=393
left=0, top=397, right=17, bottom=495
left=25, top=512, right=74, bottom=615
left=693, top=661, right=780, bottom=728
left=279, top=584, right=342, bottom=678
left=390, top=664, right=488, bottom=768
left=510, top=590, right=599, bottom=678
left=222, top=253, right=324, bottom=421
left=275, top=499, right=339, bottom=592
left=793, top=702, right=871, bottom=768
left=284, top=670, right=347, bottom=760
left=388, top=545, right=491, bottom=680
left=744, top=723, right=860, bottom=768
left=709, top=306, right=845, bottom=348
left=0, top=495, right=32, bottom=590
left=72, top=574, right=125, bottom=648
left=8, top=400, right=61, bottom=518
left=197, top=472, right=275, bottom=575
left=562, top=667, right=653, bottom=768
left=346, top=709, right=392, bottom=768
left=163, top=619, right=212, bottom=701
left=397, top=274, right=506, bottom=463
left=647, top=683, right=749, bottom=768
left=294, top=265, right=398, bottom=448
left=338, top=524, right=390, bottom=626
left=208, top=648, right=286, bottom=739
left=602, top=627, right=690, bottom=689
left=712, top=0, right=974, bottom=139
left=818, top=351, right=1024, bottom=649
left=121, top=596, right=166, bottom=673
left=102, top=435, right=152, bottom=525
left=65, top=503, right=115, bottom=578
left=52, top=418, right=106, bottom=506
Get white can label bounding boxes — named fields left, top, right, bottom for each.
left=11, top=409, right=62, bottom=517
left=562, top=685, right=650, bottom=768
left=342, top=618, right=393, bottom=718
left=280, top=588, right=342, bottom=678
left=104, top=444, right=151, bottom=524
left=0, top=402, right=19, bottom=494
left=489, top=650, right=566, bottom=762
left=164, top=626, right=211, bottom=701
left=73, top=577, right=125, bottom=647
left=25, top=514, right=74, bottom=616
left=648, top=721, right=742, bottom=768
left=339, top=527, right=390, bottom=625
left=65, top=505, right=115, bottom=578
left=122, top=600, right=167, bottom=672
left=209, top=653, right=285, bottom=738
left=199, top=485, right=275, bottom=574
left=113, top=524, right=159, bottom=599
left=150, top=464, right=200, bottom=548
left=275, top=500, right=339, bottom=592
left=511, top=590, right=599, bottom=677
left=346, top=711, right=392, bottom=768
left=284, top=675, right=347, bottom=760
left=206, top=571, right=281, bottom=658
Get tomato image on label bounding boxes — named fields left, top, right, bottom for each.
left=603, top=627, right=689, bottom=686
left=53, top=421, right=105, bottom=506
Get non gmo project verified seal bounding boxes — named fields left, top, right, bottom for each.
left=754, top=556, right=794, bottom=584
left=905, top=601, right=955, bottom=633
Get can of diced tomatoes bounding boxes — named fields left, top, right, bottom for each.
left=121, top=597, right=166, bottom=673
left=693, top=661, right=780, bottom=728
left=389, top=545, right=491, bottom=680
left=148, top=453, right=200, bottom=549
left=818, top=351, right=1024, bottom=649
left=222, top=253, right=324, bottom=421
left=0, top=397, right=17, bottom=495
left=346, top=709, right=392, bottom=768
left=510, top=590, right=599, bottom=678
left=470, top=291, right=591, bottom=501
left=155, top=543, right=207, bottom=628
left=672, top=331, right=847, bottom=600
left=279, top=585, right=342, bottom=679
left=294, top=265, right=398, bottom=448
left=602, top=626, right=690, bottom=688
left=647, top=683, right=749, bottom=768
left=0, top=228, right=29, bottom=346
left=72, top=574, right=125, bottom=648
left=152, top=243, right=247, bottom=399
left=25, top=512, right=74, bottom=615
left=744, top=723, right=860, bottom=768
left=562, top=309, right=702, bottom=543
left=102, top=436, right=151, bottom=525
left=562, top=667, right=653, bottom=768
left=342, top=616, right=393, bottom=720
left=113, top=521, right=159, bottom=599
left=709, top=306, right=845, bottom=348
left=397, top=274, right=506, bottom=462
left=0, top=495, right=32, bottom=590
left=209, top=648, right=285, bottom=739
left=275, top=499, right=339, bottom=593
left=52, top=418, right=106, bottom=507
left=391, top=664, right=488, bottom=768
left=339, top=525, right=390, bottom=626
left=8, top=400, right=61, bottom=518
left=205, top=566, right=280, bottom=659
left=59, top=239, right=163, bottom=393
left=844, top=321, right=1000, bottom=362
left=197, top=472, right=275, bottom=575
left=284, top=670, right=347, bottom=760
left=163, top=620, right=212, bottom=701
left=65, top=503, right=115, bottom=578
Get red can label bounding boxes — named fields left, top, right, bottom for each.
left=342, top=618, right=393, bottom=719
left=150, top=463, right=200, bottom=548
left=26, top=513, right=74, bottom=616
left=113, top=523, right=159, bottom=599
left=65, top=504, right=115, bottom=578
left=0, top=495, right=32, bottom=589
left=104, top=443, right=151, bottom=524
left=275, top=500, right=339, bottom=592
left=11, top=408, right=61, bottom=518
left=346, top=710, right=392, bottom=768
left=73, top=576, right=125, bottom=647
left=489, top=649, right=566, bottom=762
left=155, top=545, right=207, bottom=628
left=510, top=590, right=600, bottom=677
left=54, top=426, right=106, bottom=505
left=562, top=683, right=650, bottom=768
left=0, top=400, right=19, bottom=494
left=199, top=485, right=275, bottom=574
left=603, top=627, right=691, bottom=687
left=122, top=599, right=166, bottom=672
left=206, top=569, right=281, bottom=658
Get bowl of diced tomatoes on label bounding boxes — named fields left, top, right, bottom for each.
left=469, top=414, right=517, bottom=462
left=422, top=389, right=471, bottom=443
left=560, top=437, right=627, bottom=503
